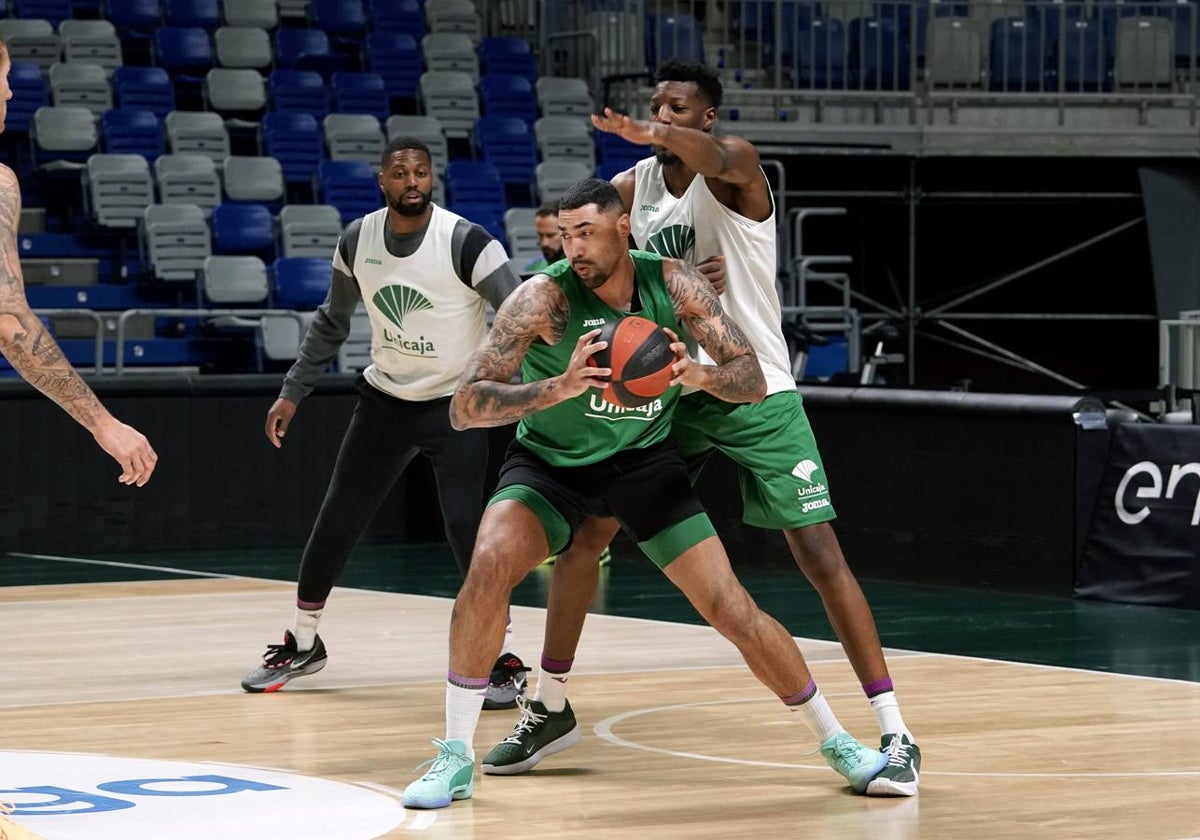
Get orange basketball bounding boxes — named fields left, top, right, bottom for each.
left=590, top=315, right=676, bottom=408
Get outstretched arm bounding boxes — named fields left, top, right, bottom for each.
left=449, top=277, right=612, bottom=429
left=663, top=257, right=766, bottom=404
left=0, top=166, right=158, bottom=485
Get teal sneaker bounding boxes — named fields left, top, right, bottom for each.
left=866, top=733, right=921, bottom=797
left=481, top=697, right=582, bottom=775
left=402, top=738, right=474, bottom=809
left=819, top=731, right=888, bottom=794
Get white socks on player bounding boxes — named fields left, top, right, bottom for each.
left=534, top=666, right=569, bottom=712
left=787, top=684, right=843, bottom=744
left=445, top=680, right=486, bottom=753
left=293, top=608, right=322, bottom=651
left=869, top=690, right=910, bottom=738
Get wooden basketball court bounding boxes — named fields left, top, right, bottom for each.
left=2, top=567, right=1199, bottom=839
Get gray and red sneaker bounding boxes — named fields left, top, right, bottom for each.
left=240, top=629, right=328, bottom=693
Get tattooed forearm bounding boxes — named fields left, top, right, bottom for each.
left=0, top=311, right=106, bottom=429
left=666, top=257, right=766, bottom=403
left=450, top=279, right=572, bottom=429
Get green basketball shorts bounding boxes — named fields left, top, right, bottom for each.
left=670, top=390, right=837, bottom=530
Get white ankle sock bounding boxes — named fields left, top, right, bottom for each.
left=293, top=608, right=322, bottom=651
left=792, top=687, right=843, bottom=744
left=445, top=680, right=486, bottom=754
left=869, top=690, right=911, bottom=738
left=534, top=666, right=570, bottom=712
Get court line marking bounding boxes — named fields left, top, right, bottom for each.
left=592, top=697, right=1200, bottom=779
left=6, top=551, right=290, bottom=583
left=7, top=553, right=1200, bottom=689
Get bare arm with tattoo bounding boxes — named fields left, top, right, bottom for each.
left=662, top=257, right=766, bottom=404
left=449, top=275, right=612, bottom=430
left=0, top=164, right=158, bottom=485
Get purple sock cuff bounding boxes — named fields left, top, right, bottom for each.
left=447, top=671, right=489, bottom=690
left=863, top=678, right=894, bottom=698
left=781, top=678, right=817, bottom=707
left=540, top=654, right=574, bottom=674
left=296, top=598, right=326, bottom=611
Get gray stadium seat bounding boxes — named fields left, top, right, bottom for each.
left=1116, top=16, right=1174, bottom=87
left=142, top=203, right=211, bottom=282
left=155, top=153, right=223, bottom=212
left=322, top=113, right=386, bottom=164
left=258, top=311, right=315, bottom=361
left=534, top=159, right=592, bottom=204
left=165, top=110, right=231, bottom=163
left=418, top=71, right=479, bottom=140
left=49, top=62, right=112, bottom=115
left=534, top=115, right=595, bottom=169
left=224, top=0, right=279, bottom=30
left=204, top=68, right=267, bottom=114
left=0, top=19, right=61, bottom=72
left=336, top=303, right=373, bottom=372
left=214, top=26, right=273, bottom=70
left=421, top=32, right=480, bottom=79
left=31, top=106, right=98, bottom=156
left=279, top=204, right=343, bottom=258
left=503, top=206, right=539, bottom=257
left=425, top=0, right=481, bottom=42
left=926, top=17, right=984, bottom=87
left=222, top=155, right=285, bottom=204
left=59, top=20, right=123, bottom=77
left=85, top=153, right=154, bottom=228
left=202, top=255, right=270, bottom=305
left=535, top=77, right=595, bottom=117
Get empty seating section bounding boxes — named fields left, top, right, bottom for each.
left=9, top=0, right=1191, bottom=376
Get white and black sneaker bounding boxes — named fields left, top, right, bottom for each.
left=482, top=652, right=531, bottom=710
left=241, top=630, right=328, bottom=693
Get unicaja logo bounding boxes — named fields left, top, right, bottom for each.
left=645, top=224, right=695, bottom=260
left=792, top=459, right=821, bottom=482
left=373, top=285, right=432, bottom=331
left=1114, top=460, right=1200, bottom=525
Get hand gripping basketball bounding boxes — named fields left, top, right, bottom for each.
left=587, top=315, right=676, bottom=408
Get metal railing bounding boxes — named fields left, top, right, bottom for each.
left=1159, top=310, right=1200, bottom=392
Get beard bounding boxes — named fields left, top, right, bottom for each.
left=653, top=146, right=678, bottom=164
left=387, top=188, right=432, bottom=217
left=541, top=245, right=564, bottom=262
left=572, top=261, right=611, bottom=289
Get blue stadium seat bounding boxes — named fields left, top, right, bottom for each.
left=595, top=158, right=630, bottom=181
left=989, top=17, right=1045, bottom=91
left=594, top=132, right=650, bottom=167
left=849, top=17, right=911, bottom=90
left=165, top=0, right=220, bottom=29
left=273, top=256, right=331, bottom=310
left=647, top=11, right=706, bottom=67
left=479, top=73, right=539, bottom=124
left=448, top=201, right=506, bottom=246
left=262, top=111, right=326, bottom=186
left=268, top=70, right=329, bottom=118
left=316, top=159, right=382, bottom=223
left=213, top=202, right=276, bottom=258
left=479, top=36, right=538, bottom=81
left=312, top=0, right=368, bottom=36
left=444, top=159, right=505, bottom=208
left=789, top=18, right=847, bottom=88
left=7, top=62, right=49, bottom=133
left=364, top=31, right=423, bottom=101
left=1057, top=18, right=1113, bottom=91
left=472, top=116, right=537, bottom=189
left=105, top=0, right=162, bottom=29
left=331, top=71, right=390, bottom=121
left=367, top=0, right=424, bottom=37
left=101, top=108, right=165, bottom=160
left=153, top=26, right=215, bottom=75
left=276, top=28, right=348, bottom=75
left=15, top=0, right=71, bottom=26
left=113, top=66, right=177, bottom=117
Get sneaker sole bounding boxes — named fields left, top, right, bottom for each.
left=866, top=767, right=919, bottom=797
left=240, top=656, right=328, bottom=693
left=401, top=780, right=474, bottom=809
left=481, top=724, right=582, bottom=776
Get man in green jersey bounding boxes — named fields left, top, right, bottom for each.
left=401, top=179, right=887, bottom=810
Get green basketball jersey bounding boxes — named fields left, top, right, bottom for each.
left=517, top=251, right=681, bottom=467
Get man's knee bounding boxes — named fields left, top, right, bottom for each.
left=787, top=522, right=848, bottom=581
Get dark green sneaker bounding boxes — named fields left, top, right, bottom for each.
left=866, top=733, right=921, bottom=796
left=402, top=738, right=474, bottom=809
left=481, top=697, right=582, bottom=775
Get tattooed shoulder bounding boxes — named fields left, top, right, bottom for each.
left=664, top=257, right=720, bottom=317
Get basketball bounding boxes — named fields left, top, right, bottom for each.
left=590, top=315, right=676, bottom=408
